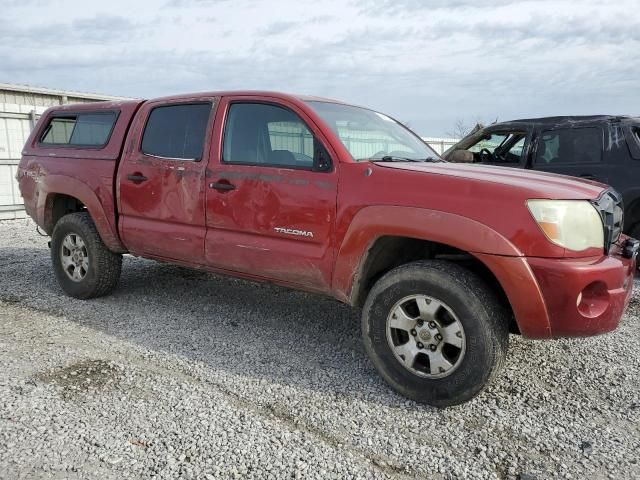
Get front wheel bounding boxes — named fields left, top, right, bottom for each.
left=51, top=212, right=122, bottom=299
left=362, top=260, right=509, bottom=407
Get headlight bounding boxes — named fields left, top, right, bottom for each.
left=527, top=200, right=604, bottom=251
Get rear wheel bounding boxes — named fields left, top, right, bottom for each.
left=362, top=260, right=509, bottom=407
left=51, top=212, right=122, bottom=299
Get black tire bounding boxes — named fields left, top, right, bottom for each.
left=362, top=260, right=509, bottom=407
left=50, top=212, right=122, bottom=299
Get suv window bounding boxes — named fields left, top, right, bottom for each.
left=223, top=103, right=316, bottom=169
left=468, top=133, right=509, bottom=153
left=141, top=103, right=211, bottom=160
left=40, top=112, right=117, bottom=147
left=535, top=127, right=602, bottom=164
left=468, top=132, right=526, bottom=163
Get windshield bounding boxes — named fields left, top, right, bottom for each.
left=306, top=101, right=440, bottom=162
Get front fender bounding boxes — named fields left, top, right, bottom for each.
left=37, top=175, right=125, bottom=253
left=332, top=205, right=551, bottom=337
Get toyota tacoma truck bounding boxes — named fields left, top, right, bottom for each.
left=17, top=91, right=638, bottom=407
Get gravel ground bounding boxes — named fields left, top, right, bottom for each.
left=0, top=219, right=639, bottom=480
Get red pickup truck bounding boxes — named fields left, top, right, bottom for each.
left=17, top=91, right=638, bottom=406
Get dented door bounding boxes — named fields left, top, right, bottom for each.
left=204, top=96, right=338, bottom=292
left=117, top=97, right=218, bottom=263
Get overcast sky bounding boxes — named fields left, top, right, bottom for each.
left=1, top=0, right=638, bottom=136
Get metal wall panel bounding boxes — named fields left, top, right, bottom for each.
left=0, top=164, right=20, bottom=206
left=0, top=116, right=32, bottom=159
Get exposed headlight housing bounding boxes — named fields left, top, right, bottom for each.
left=527, top=199, right=604, bottom=251
left=591, top=189, right=624, bottom=251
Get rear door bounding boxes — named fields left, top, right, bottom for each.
left=529, top=126, right=610, bottom=184
left=117, top=96, right=217, bottom=263
left=204, top=96, right=337, bottom=292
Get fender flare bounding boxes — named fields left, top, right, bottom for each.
left=332, top=205, right=551, bottom=338
left=37, top=175, right=126, bottom=253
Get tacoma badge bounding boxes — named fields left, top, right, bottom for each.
left=274, top=227, right=314, bottom=238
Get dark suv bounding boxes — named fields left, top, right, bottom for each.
left=444, top=116, right=640, bottom=237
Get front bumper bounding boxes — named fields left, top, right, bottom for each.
left=527, top=245, right=636, bottom=337
left=475, top=241, right=636, bottom=339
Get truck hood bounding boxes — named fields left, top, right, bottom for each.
left=375, top=162, right=606, bottom=200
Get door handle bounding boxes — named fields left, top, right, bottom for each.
left=127, top=173, right=148, bottom=184
left=209, top=181, right=236, bottom=191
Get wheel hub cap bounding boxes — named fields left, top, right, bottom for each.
left=386, top=294, right=466, bottom=379
left=60, top=233, right=89, bottom=282
left=418, top=329, right=432, bottom=342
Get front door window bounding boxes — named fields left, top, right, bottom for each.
left=223, top=103, right=319, bottom=169
left=468, top=132, right=527, bottom=164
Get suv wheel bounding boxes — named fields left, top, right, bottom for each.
left=51, top=212, right=122, bottom=299
left=362, top=260, right=509, bottom=407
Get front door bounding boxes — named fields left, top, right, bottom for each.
left=117, top=97, right=217, bottom=264
left=204, top=97, right=337, bottom=292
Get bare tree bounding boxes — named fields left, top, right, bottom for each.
left=446, top=116, right=498, bottom=139
left=446, top=118, right=471, bottom=139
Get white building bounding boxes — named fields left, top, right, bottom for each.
left=0, top=83, right=128, bottom=219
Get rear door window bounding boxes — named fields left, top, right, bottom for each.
left=40, top=112, right=117, bottom=147
left=535, top=127, right=602, bottom=164
left=141, top=103, right=212, bottom=160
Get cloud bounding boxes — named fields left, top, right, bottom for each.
left=358, top=0, right=518, bottom=13
left=260, top=21, right=299, bottom=36
left=0, top=0, right=638, bottom=135
left=0, top=15, right=136, bottom=45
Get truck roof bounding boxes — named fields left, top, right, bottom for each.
left=44, top=91, right=348, bottom=114
left=144, top=90, right=345, bottom=104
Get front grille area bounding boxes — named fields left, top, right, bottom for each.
left=592, top=188, right=624, bottom=253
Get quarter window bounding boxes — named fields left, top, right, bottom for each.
left=223, top=103, right=316, bottom=169
left=535, top=127, right=602, bottom=164
left=141, top=103, right=211, bottom=160
left=40, top=112, right=117, bottom=147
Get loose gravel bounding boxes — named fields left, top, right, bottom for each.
left=0, top=219, right=639, bottom=480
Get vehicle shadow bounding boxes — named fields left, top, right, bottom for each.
left=0, top=246, right=403, bottom=404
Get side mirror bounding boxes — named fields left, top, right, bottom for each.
left=447, top=149, right=474, bottom=163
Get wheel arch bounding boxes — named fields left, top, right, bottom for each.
left=332, top=206, right=550, bottom=337
left=38, top=175, right=126, bottom=253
